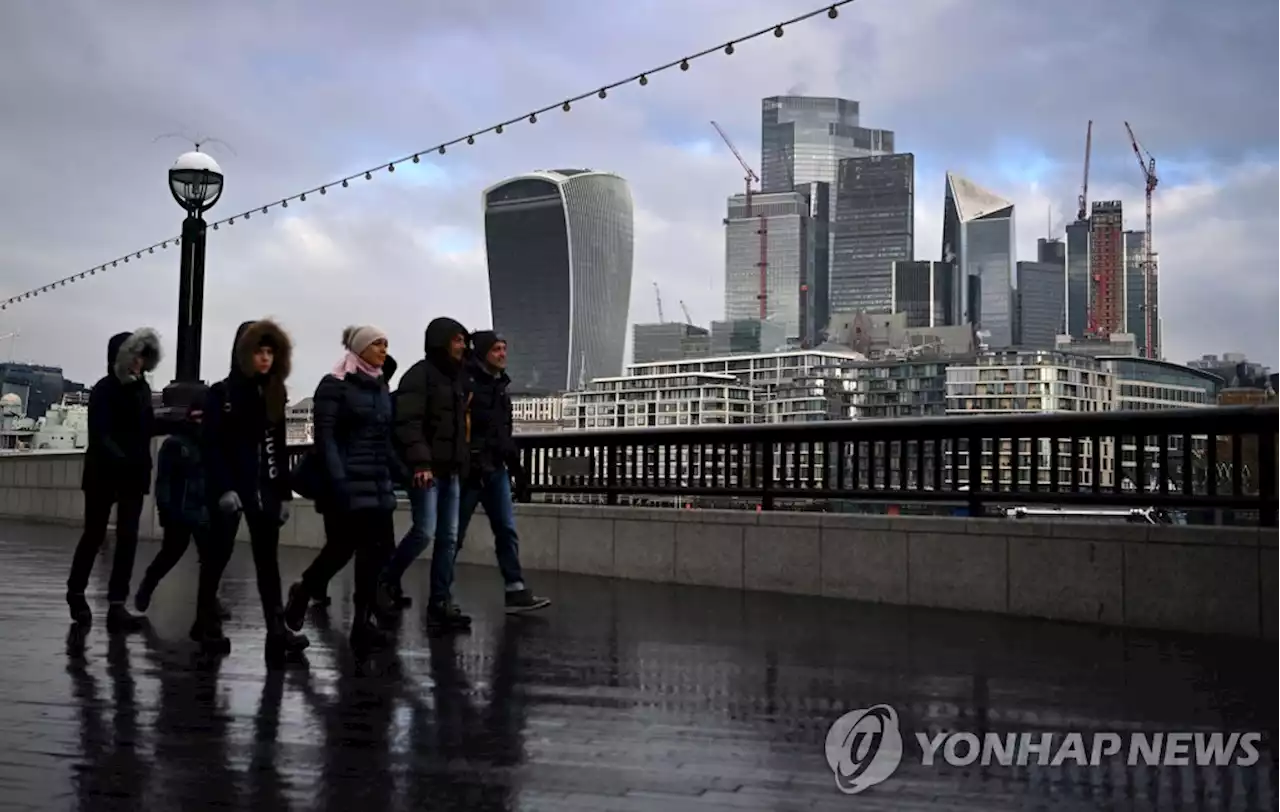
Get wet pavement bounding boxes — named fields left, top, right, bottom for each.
left=0, top=520, right=1274, bottom=811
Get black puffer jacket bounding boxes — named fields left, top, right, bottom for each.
left=313, top=367, right=407, bottom=513
left=201, top=320, right=293, bottom=513
left=464, top=354, right=521, bottom=476
left=394, top=318, right=471, bottom=478
left=81, top=329, right=162, bottom=495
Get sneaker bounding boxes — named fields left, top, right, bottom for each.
left=426, top=601, right=472, bottom=631
left=189, top=617, right=231, bottom=654
left=67, top=593, right=92, bottom=627
left=505, top=589, right=551, bottom=614
left=134, top=581, right=155, bottom=613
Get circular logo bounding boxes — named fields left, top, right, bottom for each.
left=824, top=704, right=903, bottom=794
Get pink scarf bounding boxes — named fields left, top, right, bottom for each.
left=332, top=350, right=382, bottom=379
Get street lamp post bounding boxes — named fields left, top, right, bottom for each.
left=160, top=150, right=223, bottom=412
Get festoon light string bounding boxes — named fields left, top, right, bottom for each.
left=1, top=2, right=851, bottom=311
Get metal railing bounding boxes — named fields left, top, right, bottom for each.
left=286, top=405, right=1278, bottom=526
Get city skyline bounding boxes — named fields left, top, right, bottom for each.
left=0, top=0, right=1274, bottom=392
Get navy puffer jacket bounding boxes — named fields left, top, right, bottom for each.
left=313, top=368, right=407, bottom=513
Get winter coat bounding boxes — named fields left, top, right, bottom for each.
left=393, top=317, right=471, bottom=478
left=155, top=430, right=210, bottom=528
left=81, top=328, right=162, bottom=495
left=201, top=319, right=293, bottom=514
left=312, top=368, right=407, bottom=513
left=463, top=354, right=523, bottom=478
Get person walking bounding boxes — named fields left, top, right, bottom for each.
left=66, top=328, right=162, bottom=632
left=132, top=398, right=228, bottom=621
left=283, top=326, right=406, bottom=652
left=379, top=317, right=472, bottom=631
left=297, top=353, right=401, bottom=609
left=196, top=319, right=308, bottom=659
left=457, top=331, right=550, bottom=613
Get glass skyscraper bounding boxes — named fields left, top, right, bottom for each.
left=483, top=170, right=634, bottom=394
left=1064, top=220, right=1090, bottom=338
left=1014, top=261, right=1066, bottom=351
left=940, top=173, right=1016, bottom=348
left=832, top=153, right=915, bottom=314
left=723, top=190, right=816, bottom=342
left=760, top=96, right=894, bottom=193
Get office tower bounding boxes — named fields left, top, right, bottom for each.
left=1038, top=237, right=1066, bottom=266
left=710, top=319, right=788, bottom=355
left=1064, top=220, right=1090, bottom=338
left=1088, top=200, right=1124, bottom=337
left=1123, top=230, right=1158, bottom=358
left=795, top=181, right=831, bottom=345
left=724, top=189, right=821, bottom=342
left=892, top=261, right=956, bottom=328
left=483, top=170, right=634, bottom=394
left=1015, top=261, right=1066, bottom=351
left=632, top=322, right=710, bottom=363
left=940, top=173, right=1017, bottom=348
left=760, top=96, right=894, bottom=193
left=831, top=153, right=915, bottom=314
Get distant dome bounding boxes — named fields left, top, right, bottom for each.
left=0, top=393, right=21, bottom=407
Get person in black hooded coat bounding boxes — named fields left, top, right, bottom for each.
left=196, top=319, right=308, bottom=659
left=380, top=316, right=473, bottom=631
left=66, top=328, right=162, bottom=632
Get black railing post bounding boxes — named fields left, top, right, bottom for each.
left=605, top=443, right=618, bottom=506
left=761, top=439, right=775, bottom=511
left=967, top=434, right=982, bottom=517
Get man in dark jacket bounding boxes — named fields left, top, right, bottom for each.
left=457, top=331, right=549, bottom=613
left=198, top=319, right=308, bottom=658
left=381, top=316, right=472, bottom=630
left=66, top=328, right=162, bottom=632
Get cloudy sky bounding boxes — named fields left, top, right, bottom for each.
left=1, top=0, right=1275, bottom=396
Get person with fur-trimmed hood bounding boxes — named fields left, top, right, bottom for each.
left=66, top=328, right=162, bottom=632
left=196, top=318, right=309, bottom=659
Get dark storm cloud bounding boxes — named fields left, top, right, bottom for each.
left=0, top=0, right=1273, bottom=391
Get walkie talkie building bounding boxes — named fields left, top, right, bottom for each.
left=482, top=170, right=634, bottom=394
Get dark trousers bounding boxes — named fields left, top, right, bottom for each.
left=67, top=488, right=146, bottom=604
left=141, top=522, right=213, bottom=591
left=197, top=508, right=283, bottom=626
left=309, top=512, right=396, bottom=597
left=301, top=509, right=395, bottom=610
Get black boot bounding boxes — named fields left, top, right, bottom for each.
left=106, top=603, right=148, bottom=634
left=265, top=610, right=309, bottom=663
left=426, top=600, right=472, bottom=632
left=189, top=614, right=231, bottom=654
left=67, top=592, right=92, bottom=627
left=283, top=582, right=309, bottom=632
left=350, top=603, right=393, bottom=653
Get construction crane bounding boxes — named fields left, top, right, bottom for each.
left=0, top=330, right=18, bottom=361
left=1077, top=120, right=1093, bottom=223
left=710, top=120, right=768, bottom=320
left=678, top=300, right=693, bottom=324
left=1124, top=121, right=1158, bottom=360
left=652, top=281, right=665, bottom=323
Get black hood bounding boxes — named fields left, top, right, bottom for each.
left=108, top=328, right=162, bottom=383
left=424, top=317, right=469, bottom=368
left=466, top=350, right=510, bottom=385
left=383, top=354, right=399, bottom=385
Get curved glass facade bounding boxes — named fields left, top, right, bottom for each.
left=484, top=171, right=633, bottom=394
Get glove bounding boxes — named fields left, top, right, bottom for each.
left=217, top=491, right=243, bottom=515
left=278, top=502, right=291, bottom=526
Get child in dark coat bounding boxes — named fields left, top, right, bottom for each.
left=134, top=404, right=224, bottom=616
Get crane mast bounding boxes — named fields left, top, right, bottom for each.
left=710, top=120, right=768, bottom=320
left=1077, top=120, right=1092, bottom=223
left=1124, top=121, right=1158, bottom=360
left=652, top=281, right=665, bottom=323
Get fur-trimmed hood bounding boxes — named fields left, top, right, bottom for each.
left=109, top=328, right=162, bottom=383
left=230, top=318, right=292, bottom=423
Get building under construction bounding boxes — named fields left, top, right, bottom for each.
left=1087, top=200, right=1124, bottom=337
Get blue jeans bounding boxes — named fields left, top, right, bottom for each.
left=456, top=466, right=525, bottom=589
left=384, top=474, right=459, bottom=604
